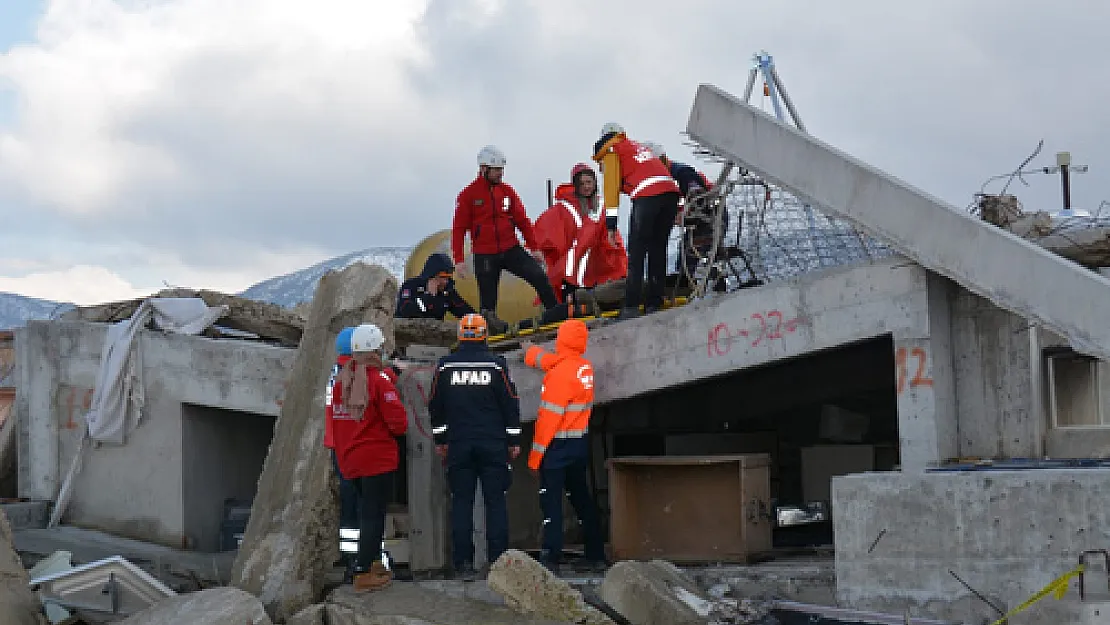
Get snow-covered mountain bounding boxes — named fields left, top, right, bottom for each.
left=239, top=246, right=414, bottom=307
left=0, top=246, right=414, bottom=329
left=0, top=292, right=74, bottom=330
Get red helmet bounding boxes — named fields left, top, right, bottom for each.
left=570, top=162, right=594, bottom=181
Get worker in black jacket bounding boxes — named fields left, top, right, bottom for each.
left=395, top=252, right=476, bottom=320
left=427, top=313, right=522, bottom=581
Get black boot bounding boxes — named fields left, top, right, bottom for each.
left=481, top=309, right=509, bottom=335
left=618, top=307, right=641, bottom=320
left=540, top=305, right=569, bottom=326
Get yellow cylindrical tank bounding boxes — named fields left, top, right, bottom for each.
left=405, top=229, right=544, bottom=325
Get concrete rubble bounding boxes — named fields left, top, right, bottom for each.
left=288, top=603, right=436, bottom=625
left=327, top=583, right=573, bottom=625
left=599, top=560, right=773, bottom=625
left=114, top=586, right=272, bottom=624
left=231, top=262, right=400, bottom=623
left=0, top=509, right=47, bottom=625
left=485, top=549, right=614, bottom=625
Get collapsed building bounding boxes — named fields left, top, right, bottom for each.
left=5, top=79, right=1110, bottom=624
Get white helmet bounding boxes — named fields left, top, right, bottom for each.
left=350, top=323, right=385, bottom=353
left=643, top=141, right=665, bottom=157
left=477, top=145, right=507, bottom=168
left=599, top=122, right=625, bottom=137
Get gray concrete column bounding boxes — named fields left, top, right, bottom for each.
left=893, top=274, right=958, bottom=472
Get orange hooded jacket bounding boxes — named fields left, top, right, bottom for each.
left=532, top=183, right=628, bottom=304
left=524, top=319, right=594, bottom=470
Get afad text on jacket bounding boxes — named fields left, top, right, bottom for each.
left=427, top=341, right=523, bottom=448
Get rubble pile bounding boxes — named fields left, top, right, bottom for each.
left=1, top=509, right=48, bottom=625
left=485, top=549, right=614, bottom=625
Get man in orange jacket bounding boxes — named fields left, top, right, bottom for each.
left=522, top=319, right=606, bottom=573
left=532, top=163, right=628, bottom=306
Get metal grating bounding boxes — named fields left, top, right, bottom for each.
left=671, top=136, right=897, bottom=287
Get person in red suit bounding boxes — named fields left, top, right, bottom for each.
left=532, top=163, right=628, bottom=308
left=592, top=123, right=682, bottom=318
left=452, top=145, right=566, bottom=334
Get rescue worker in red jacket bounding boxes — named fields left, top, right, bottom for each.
left=331, top=323, right=409, bottom=592
left=592, top=123, right=682, bottom=318
left=453, top=145, right=566, bottom=334
left=522, top=320, right=606, bottom=573
left=324, top=327, right=360, bottom=574
left=533, top=163, right=628, bottom=307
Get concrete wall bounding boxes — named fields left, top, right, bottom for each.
left=507, top=256, right=934, bottom=417
left=833, top=470, right=1110, bottom=624
left=14, top=320, right=293, bottom=547
left=950, top=291, right=1044, bottom=459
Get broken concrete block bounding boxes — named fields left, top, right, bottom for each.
left=329, top=582, right=572, bottom=625
left=486, top=549, right=614, bottom=625
left=599, top=560, right=709, bottom=625
left=288, top=602, right=439, bottom=625
left=231, top=262, right=400, bottom=623
left=115, top=586, right=272, bottom=624
left=0, top=508, right=47, bottom=625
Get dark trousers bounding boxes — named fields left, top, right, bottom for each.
left=331, top=450, right=360, bottom=530
left=447, top=439, right=511, bottom=568
left=474, top=244, right=560, bottom=313
left=539, top=457, right=604, bottom=565
left=352, top=471, right=393, bottom=570
left=625, top=192, right=681, bottom=310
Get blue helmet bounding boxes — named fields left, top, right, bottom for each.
left=335, top=327, right=354, bottom=356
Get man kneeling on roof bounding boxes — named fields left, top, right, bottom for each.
left=395, top=252, right=477, bottom=320
left=532, top=163, right=628, bottom=310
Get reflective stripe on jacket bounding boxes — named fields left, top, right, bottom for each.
left=523, top=320, right=594, bottom=470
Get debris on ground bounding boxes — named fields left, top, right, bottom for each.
left=600, top=559, right=775, bottom=625
left=114, top=586, right=272, bottom=624
left=231, top=262, right=399, bottom=622
left=327, top=582, right=573, bottom=625
left=0, top=509, right=47, bottom=624
left=485, top=549, right=614, bottom=625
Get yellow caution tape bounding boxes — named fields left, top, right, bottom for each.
left=988, top=565, right=1085, bottom=625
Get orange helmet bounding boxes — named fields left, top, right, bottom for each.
left=458, top=313, right=489, bottom=341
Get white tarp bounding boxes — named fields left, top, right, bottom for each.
left=48, top=298, right=227, bottom=529
left=84, top=297, right=227, bottom=444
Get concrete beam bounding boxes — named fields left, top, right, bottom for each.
left=686, top=83, right=1110, bottom=362
left=505, top=257, right=929, bottom=420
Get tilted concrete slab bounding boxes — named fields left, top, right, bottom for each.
left=686, top=83, right=1110, bottom=362
left=505, top=257, right=930, bottom=419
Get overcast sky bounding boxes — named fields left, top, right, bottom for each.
left=1, top=0, right=1108, bottom=304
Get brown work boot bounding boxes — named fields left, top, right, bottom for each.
left=353, top=560, right=392, bottom=592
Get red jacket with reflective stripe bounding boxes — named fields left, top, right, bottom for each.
left=592, top=134, right=681, bottom=229
left=452, top=175, right=538, bottom=262
left=524, top=320, right=594, bottom=470
left=331, top=364, right=408, bottom=479
left=323, top=354, right=354, bottom=449
left=533, top=183, right=628, bottom=303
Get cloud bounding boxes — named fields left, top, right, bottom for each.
left=0, top=265, right=151, bottom=305
left=0, top=0, right=1109, bottom=303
